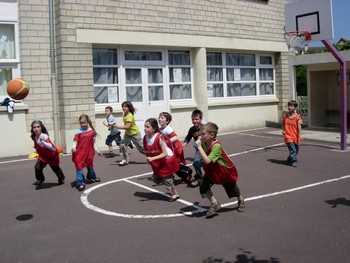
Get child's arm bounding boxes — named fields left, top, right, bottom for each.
left=115, top=122, right=131, bottom=130
left=71, top=140, right=77, bottom=153
left=282, top=115, right=285, bottom=135
left=39, top=135, right=57, bottom=151
left=93, top=136, right=102, bottom=156
left=146, top=138, right=167, bottom=164
left=298, top=116, right=303, bottom=140
left=195, top=138, right=211, bottom=164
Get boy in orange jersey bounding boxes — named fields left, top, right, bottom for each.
left=282, top=100, right=302, bottom=167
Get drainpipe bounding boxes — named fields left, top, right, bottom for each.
left=49, top=0, right=60, bottom=145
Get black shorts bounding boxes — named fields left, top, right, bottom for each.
left=200, top=176, right=241, bottom=199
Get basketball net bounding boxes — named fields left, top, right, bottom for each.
left=285, top=30, right=312, bottom=50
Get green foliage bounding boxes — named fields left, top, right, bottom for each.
left=296, top=65, right=307, bottom=96
left=323, top=42, right=350, bottom=52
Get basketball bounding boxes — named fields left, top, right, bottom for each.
left=7, top=78, right=29, bottom=100
left=56, top=146, right=63, bottom=154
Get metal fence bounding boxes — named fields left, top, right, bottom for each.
left=297, top=95, right=308, bottom=125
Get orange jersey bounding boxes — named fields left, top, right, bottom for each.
left=283, top=113, right=302, bottom=145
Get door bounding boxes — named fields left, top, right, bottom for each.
left=123, top=67, right=168, bottom=135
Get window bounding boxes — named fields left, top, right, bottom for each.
left=93, top=48, right=119, bottom=104
left=168, top=50, right=192, bottom=100
left=206, top=52, right=275, bottom=98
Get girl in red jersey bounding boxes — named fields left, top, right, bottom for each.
left=143, top=118, right=180, bottom=202
left=72, top=114, right=102, bottom=191
left=196, top=122, right=245, bottom=218
left=30, top=120, right=65, bottom=189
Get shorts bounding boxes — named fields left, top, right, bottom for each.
left=105, top=132, right=121, bottom=146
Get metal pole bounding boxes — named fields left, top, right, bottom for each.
left=49, top=0, right=60, bottom=145
left=322, top=40, right=347, bottom=150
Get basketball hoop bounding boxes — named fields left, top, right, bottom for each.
left=284, top=30, right=312, bottom=49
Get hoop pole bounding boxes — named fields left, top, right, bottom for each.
left=322, top=40, right=348, bottom=150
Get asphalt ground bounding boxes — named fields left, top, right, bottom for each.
left=1, top=127, right=349, bottom=263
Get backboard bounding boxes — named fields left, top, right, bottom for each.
left=284, top=0, right=334, bottom=42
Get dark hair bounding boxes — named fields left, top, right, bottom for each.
left=30, top=119, right=48, bottom=138
left=145, top=118, right=160, bottom=133
left=287, top=100, right=298, bottom=108
left=122, top=101, right=136, bottom=115
left=159, top=112, right=172, bottom=123
left=105, top=106, right=113, bottom=112
left=202, top=122, right=219, bottom=138
left=191, top=109, right=203, bottom=119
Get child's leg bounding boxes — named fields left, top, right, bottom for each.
left=200, top=176, right=221, bottom=217
left=287, top=142, right=298, bottom=166
left=223, top=182, right=245, bottom=212
left=50, top=165, right=65, bottom=184
left=76, top=169, right=85, bottom=189
left=193, top=149, right=203, bottom=180
left=106, top=135, right=114, bottom=157
left=119, top=135, right=131, bottom=165
left=129, top=133, right=145, bottom=155
left=86, top=167, right=101, bottom=182
left=163, top=175, right=180, bottom=202
left=34, top=160, right=46, bottom=186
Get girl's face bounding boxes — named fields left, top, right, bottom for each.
left=79, top=118, right=89, bottom=131
left=32, top=123, right=42, bottom=136
left=122, top=105, right=129, bottom=114
left=191, top=116, right=202, bottom=127
left=158, top=115, right=168, bottom=128
left=144, top=121, right=156, bottom=137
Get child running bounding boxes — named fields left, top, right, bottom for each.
left=282, top=100, right=302, bottom=167
left=72, top=114, right=102, bottom=191
left=103, top=106, right=122, bottom=158
left=114, top=101, right=145, bottom=166
left=195, top=122, right=245, bottom=218
left=143, top=118, right=180, bottom=202
left=30, top=120, right=65, bottom=189
left=183, top=109, right=206, bottom=187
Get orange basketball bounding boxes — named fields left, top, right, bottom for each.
left=7, top=78, right=29, bottom=100
left=56, top=146, right=63, bottom=154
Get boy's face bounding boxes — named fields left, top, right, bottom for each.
left=200, top=128, right=214, bottom=144
left=158, top=115, right=168, bottom=128
left=191, top=115, right=202, bottom=127
left=288, top=104, right=296, bottom=113
left=105, top=109, right=112, bottom=116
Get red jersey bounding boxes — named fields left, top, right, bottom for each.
left=203, top=141, right=238, bottom=184
left=143, top=133, right=179, bottom=178
left=164, top=131, right=186, bottom=165
left=33, top=137, right=60, bottom=167
left=72, top=129, right=96, bottom=170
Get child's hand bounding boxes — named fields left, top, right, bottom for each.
left=71, top=148, right=76, bottom=153
left=96, top=150, right=102, bottom=156
left=182, top=142, right=187, bottom=147
left=146, top=156, right=153, bottom=164
left=195, top=138, right=202, bottom=147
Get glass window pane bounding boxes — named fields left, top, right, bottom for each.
left=148, top=86, right=164, bottom=101
left=207, top=68, right=223, bottom=81
left=0, top=24, right=16, bottom=59
left=125, top=69, right=141, bottom=84
left=226, top=53, right=255, bottom=66
left=94, top=86, right=119, bottom=103
left=93, top=48, right=118, bottom=65
left=241, top=83, right=256, bottom=96
left=227, top=83, right=241, bottom=96
left=207, top=84, right=223, bottom=98
left=169, top=51, right=190, bottom=65
left=259, top=69, right=273, bottom=81
left=170, top=84, right=191, bottom=99
left=93, top=68, right=118, bottom=84
left=148, top=69, right=163, bottom=83
left=260, top=56, right=272, bottom=65
left=169, top=67, right=190, bottom=82
left=260, top=83, right=274, bottom=95
left=227, top=68, right=255, bottom=81
left=125, top=51, right=162, bottom=61
left=206, top=52, right=222, bottom=65
left=0, top=68, right=11, bottom=95
left=126, top=86, right=142, bottom=101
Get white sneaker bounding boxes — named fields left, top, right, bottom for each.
left=118, top=159, right=129, bottom=166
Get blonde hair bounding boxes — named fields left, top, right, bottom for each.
left=202, top=122, right=219, bottom=138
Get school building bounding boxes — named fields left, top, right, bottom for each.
left=0, top=0, right=291, bottom=158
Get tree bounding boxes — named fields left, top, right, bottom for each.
left=296, top=65, right=307, bottom=96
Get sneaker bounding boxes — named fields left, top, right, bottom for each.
left=78, top=184, right=85, bottom=191
left=106, top=152, right=114, bottom=158
left=190, top=180, right=200, bottom=187
left=128, top=143, right=134, bottom=149
left=118, top=159, right=129, bottom=166
left=34, top=180, right=44, bottom=187
left=91, top=177, right=101, bottom=183
left=291, top=162, right=298, bottom=167
left=206, top=202, right=221, bottom=217
left=168, top=194, right=180, bottom=202
left=58, top=175, right=65, bottom=185
left=237, top=199, right=245, bottom=212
